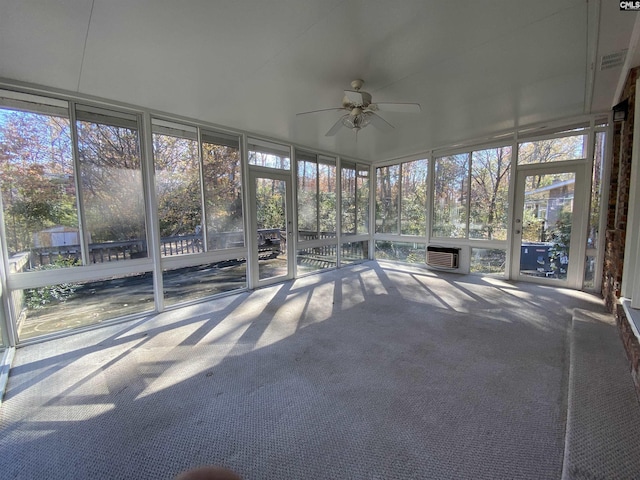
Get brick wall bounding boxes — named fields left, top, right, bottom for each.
left=603, top=66, right=640, bottom=399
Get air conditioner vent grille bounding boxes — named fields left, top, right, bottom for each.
left=426, top=246, right=460, bottom=269
left=600, top=50, right=627, bottom=71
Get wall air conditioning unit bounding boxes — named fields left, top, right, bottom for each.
left=427, top=246, right=460, bottom=269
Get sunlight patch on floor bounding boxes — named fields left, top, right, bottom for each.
left=299, top=282, right=335, bottom=327
left=254, top=293, right=305, bottom=349
left=136, top=325, right=254, bottom=399
left=338, top=276, right=366, bottom=310
left=29, top=404, right=116, bottom=422
left=480, top=276, right=517, bottom=288
left=359, top=270, right=389, bottom=296
left=414, top=276, right=474, bottom=312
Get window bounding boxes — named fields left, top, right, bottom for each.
left=584, top=128, right=606, bottom=289
left=375, top=165, right=400, bottom=234
left=152, top=120, right=201, bottom=257
left=152, top=123, right=246, bottom=305
left=471, top=248, right=506, bottom=275
left=469, top=147, right=511, bottom=240
left=518, top=134, right=587, bottom=165
left=162, top=261, right=246, bottom=307
left=318, top=158, right=337, bottom=237
left=297, top=245, right=337, bottom=274
left=341, top=161, right=369, bottom=235
left=341, top=240, right=368, bottom=265
left=18, top=272, right=154, bottom=340
left=433, top=154, right=469, bottom=238
left=401, top=160, right=428, bottom=236
left=587, top=131, right=605, bottom=249
left=201, top=130, right=243, bottom=250
left=297, top=151, right=318, bottom=240
left=1, top=99, right=148, bottom=267
left=376, top=160, right=428, bottom=236
left=296, top=151, right=336, bottom=241
left=76, top=105, right=147, bottom=259
left=152, top=122, right=244, bottom=254
left=0, top=99, right=79, bottom=268
left=341, top=163, right=356, bottom=235
left=432, top=147, right=510, bottom=241
left=248, top=138, right=290, bottom=169
left=375, top=241, right=425, bottom=263
left=0, top=95, right=152, bottom=340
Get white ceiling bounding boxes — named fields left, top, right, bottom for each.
left=0, top=1, right=637, bottom=162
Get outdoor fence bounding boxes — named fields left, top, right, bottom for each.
left=10, top=229, right=366, bottom=276
left=9, top=230, right=287, bottom=272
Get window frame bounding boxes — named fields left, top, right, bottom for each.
left=0, top=87, right=251, bottom=344
left=295, top=149, right=339, bottom=273
left=431, top=152, right=470, bottom=240
left=0, top=95, right=155, bottom=279
left=151, top=118, right=247, bottom=279
left=430, top=144, right=513, bottom=243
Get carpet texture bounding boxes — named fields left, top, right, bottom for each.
left=0, top=262, right=632, bottom=479
left=562, top=309, right=640, bottom=480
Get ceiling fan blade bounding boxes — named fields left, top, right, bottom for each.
left=372, top=102, right=421, bottom=113
left=344, top=90, right=364, bottom=105
left=367, top=112, right=394, bottom=131
left=296, top=107, right=345, bottom=116
left=325, top=116, right=345, bottom=136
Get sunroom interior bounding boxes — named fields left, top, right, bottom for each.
left=1, top=1, right=640, bottom=478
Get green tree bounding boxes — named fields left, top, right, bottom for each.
left=256, top=179, right=285, bottom=230
left=519, top=134, right=587, bottom=165
left=153, top=133, right=201, bottom=237
left=341, top=164, right=356, bottom=234
left=433, top=154, right=468, bottom=237
left=470, top=147, right=511, bottom=240
left=548, top=207, right=571, bottom=277
left=77, top=119, right=146, bottom=243
left=400, top=159, right=428, bottom=236
left=202, top=142, right=243, bottom=236
left=0, top=110, right=77, bottom=254
left=375, top=165, right=400, bottom=234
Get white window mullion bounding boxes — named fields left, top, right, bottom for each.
left=141, top=112, right=164, bottom=312
left=398, top=163, right=403, bottom=235
left=316, top=161, right=321, bottom=239
left=427, top=150, right=435, bottom=243
left=467, top=152, right=472, bottom=239
left=369, top=163, right=375, bottom=259
left=504, top=138, right=518, bottom=278
left=335, top=157, right=342, bottom=262
left=69, top=101, right=90, bottom=267
left=197, top=126, right=209, bottom=252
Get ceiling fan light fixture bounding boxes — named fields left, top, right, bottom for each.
left=342, top=112, right=370, bottom=130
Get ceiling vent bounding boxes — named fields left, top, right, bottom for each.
left=600, top=50, right=627, bottom=70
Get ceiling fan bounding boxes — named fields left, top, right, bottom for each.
left=296, top=79, right=421, bottom=137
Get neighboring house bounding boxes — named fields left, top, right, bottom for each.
left=33, top=226, right=82, bottom=249
left=524, top=178, right=575, bottom=231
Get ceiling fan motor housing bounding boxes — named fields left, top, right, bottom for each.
left=343, top=90, right=372, bottom=108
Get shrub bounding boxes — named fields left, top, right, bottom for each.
left=24, top=256, right=80, bottom=309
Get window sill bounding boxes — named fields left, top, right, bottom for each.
left=621, top=298, right=640, bottom=344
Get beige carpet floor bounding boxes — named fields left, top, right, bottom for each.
left=0, top=261, right=635, bottom=479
